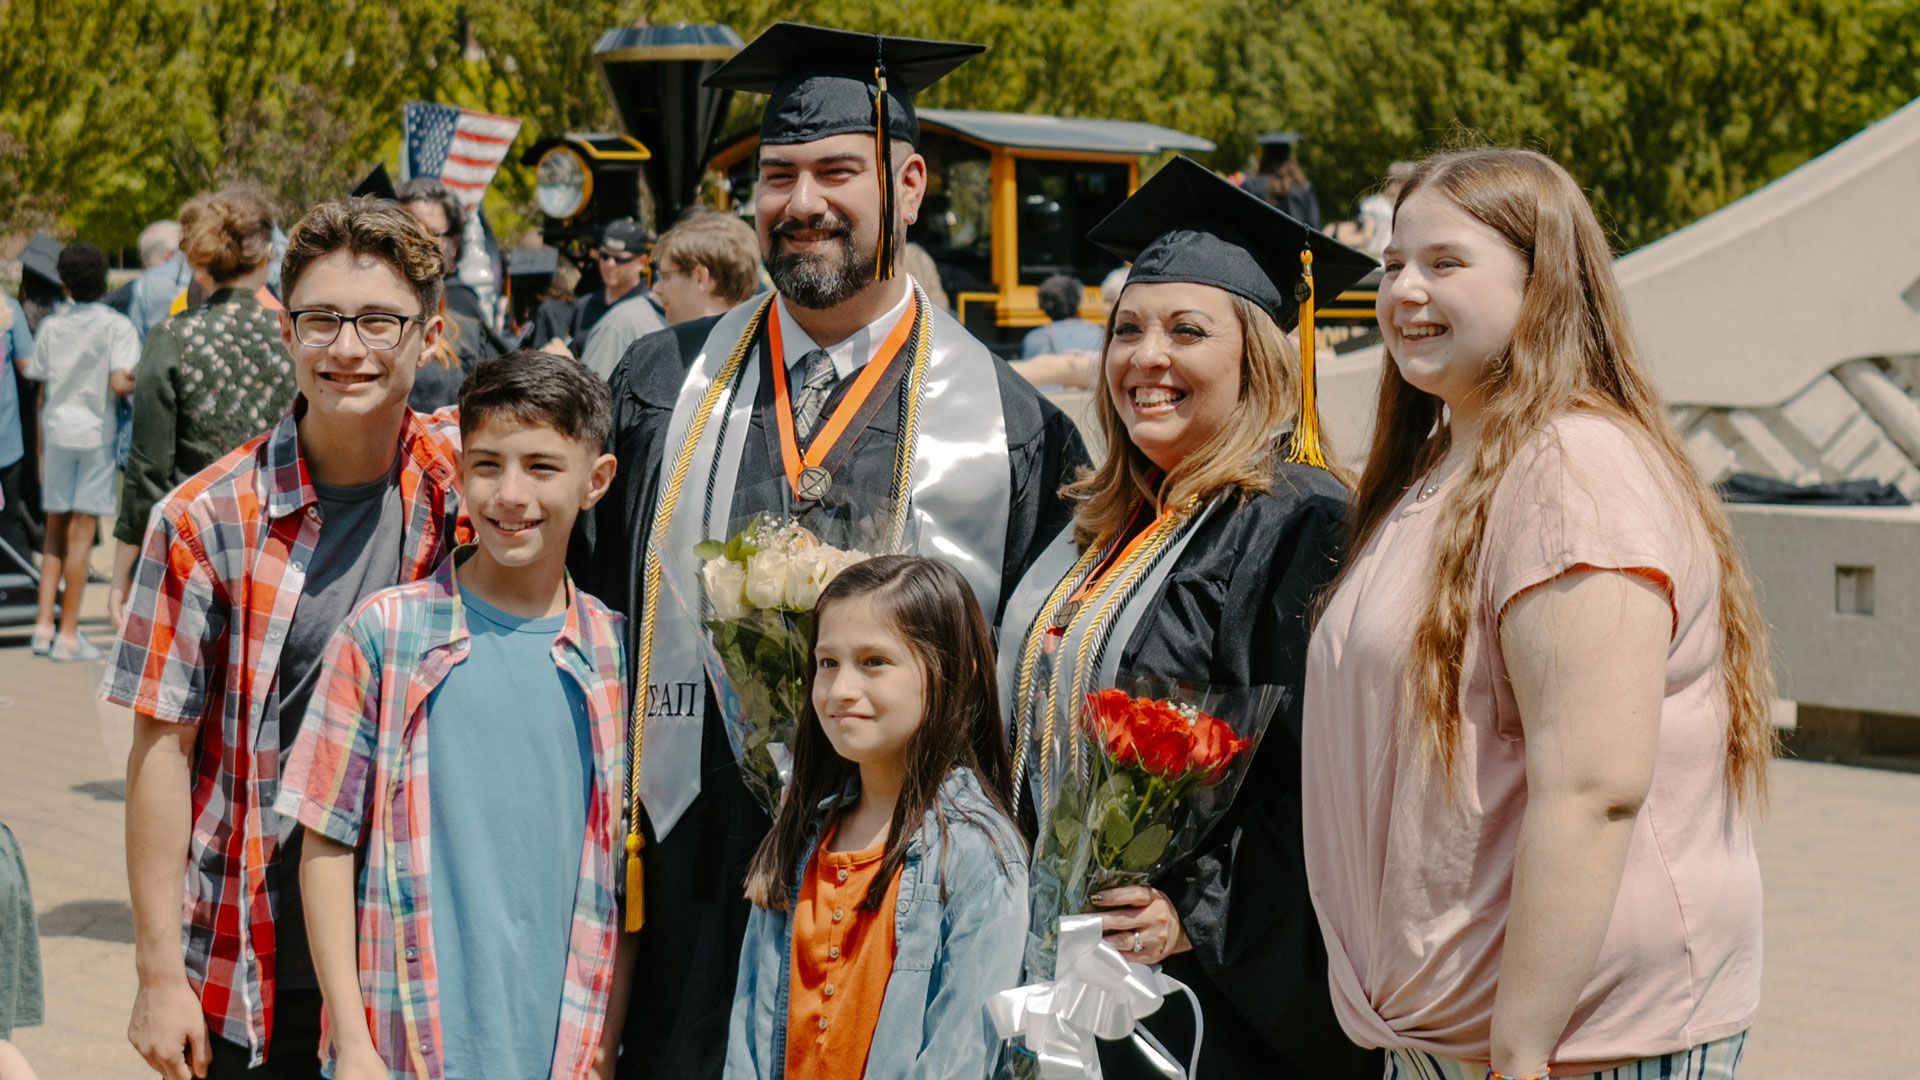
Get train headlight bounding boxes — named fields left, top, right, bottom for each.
left=535, top=146, right=592, bottom=219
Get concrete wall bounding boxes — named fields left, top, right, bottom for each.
left=1728, top=503, right=1920, bottom=717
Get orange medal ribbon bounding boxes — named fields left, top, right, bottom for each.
left=1051, top=492, right=1177, bottom=632
left=767, top=293, right=921, bottom=501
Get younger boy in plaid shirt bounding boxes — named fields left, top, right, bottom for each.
left=277, top=350, right=637, bottom=1080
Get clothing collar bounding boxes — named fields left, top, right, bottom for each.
left=774, top=276, right=916, bottom=382
left=427, top=544, right=598, bottom=663
left=262, top=396, right=458, bottom=521
left=205, top=286, right=261, bottom=309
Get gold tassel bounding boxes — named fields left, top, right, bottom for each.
left=623, top=830, right=645, bottom=932
left=1285, top=245, right=1325, bottom=467
left=873, top=52, right=896, bottom=281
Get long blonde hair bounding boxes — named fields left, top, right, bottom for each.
left=1065, top=289, right=1334, bottom=547
left=1346, top=148, right=1775, bottom=804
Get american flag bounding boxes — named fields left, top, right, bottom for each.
left=401, top=101, right=522, bottom=210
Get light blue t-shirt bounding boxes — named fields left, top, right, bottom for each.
left=1021, top=316, right=1105, bottom=360
left=0, top=296, right=34, bottom=470
left=427, top=585, right=594, bottom=1080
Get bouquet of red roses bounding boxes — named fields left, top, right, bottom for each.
left=1023, top=673, right=1280, bottom=979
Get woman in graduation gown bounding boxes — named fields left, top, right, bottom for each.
left=996, top=157, right=1381, bottom=1079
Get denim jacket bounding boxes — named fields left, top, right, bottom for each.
left=725, top=767, right=1029, bottom=1079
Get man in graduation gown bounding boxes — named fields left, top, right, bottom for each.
left=572, top=23, right=1088, bottom=1078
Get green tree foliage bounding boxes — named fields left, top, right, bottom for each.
left=6, top=0, right=1918, bottom=253
left=1237, top=0, right=1920, bottom=247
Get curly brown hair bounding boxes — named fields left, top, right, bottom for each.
left=180, top=187, right=276, bottom=284
left=279, top=196, right=445, bottom=316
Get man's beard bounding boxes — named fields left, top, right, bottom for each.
left=763, top=214, right=887, bottom=310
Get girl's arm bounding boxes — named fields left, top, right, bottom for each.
left=301, top=833, right=391, bottom=1080
left=724, top=907, right=777, bottom=1080
left=1490, top=568, right=1668, bottom=1076
left=915, top=847, right=1028, bottom=1080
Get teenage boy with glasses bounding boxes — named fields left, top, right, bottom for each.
left=105, top=197, right=464, bottom=1080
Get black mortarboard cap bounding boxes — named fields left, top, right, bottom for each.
left=704, top=23, right=982, bottom=148
left=506, top=248, right=559, bottom=277
left=1088, top=156, right=1376, bottom=467
left=352, top=163, right=397, bottom=201
left=19, top=233, right=63, bottom=286
left=705, top=23, right=982, bottom=282
left=1089, top=156, right=1374, bottom=330
left=1255, top=131, right=1301, bottom=167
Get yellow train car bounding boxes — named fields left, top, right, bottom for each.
left=709, top=110, right=1380, bottom=355
left=709, top=109, right=1217, bottom=354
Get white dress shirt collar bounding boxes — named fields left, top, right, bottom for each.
left=774, top=278, right=916, bottom=384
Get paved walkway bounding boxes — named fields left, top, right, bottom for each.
left=0, top=602, right=1915, bottom=1076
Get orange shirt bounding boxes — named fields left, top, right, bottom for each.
left=785, top=828, right=903, bottom=1079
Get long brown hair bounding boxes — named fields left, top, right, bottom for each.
left=742, top=556, right=1021, bottom=913
left=1344, top=148, right=1775, bottom=804
left=1065, top=289, right=1340, bottom=549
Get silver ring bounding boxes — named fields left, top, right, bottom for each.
left=1131, top=931, right=1143, bottom=952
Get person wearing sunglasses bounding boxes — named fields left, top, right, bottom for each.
left=572, top=218, right=667, bottom=379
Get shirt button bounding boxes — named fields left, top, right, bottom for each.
left=832, top=908, right=844, bottom=922
left=828, top=946, right=840, bottom=959
left=817, top=1017, right=828, bottom=1031
left=289, top=560, right=304, bottom=573
left=836, top=868, right=848, bottom=883
left=823, top=983, right=834, bottom=997
left=405, top=946, right=418, bottom=957
left=267, top=626, right=284, bottom=642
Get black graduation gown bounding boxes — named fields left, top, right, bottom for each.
left=574, top=312, right=1089, bottom=1080
left=1085, top=463, right=1381, bottom=1080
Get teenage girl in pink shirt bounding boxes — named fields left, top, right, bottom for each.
left=1303, top=149, right=1776, bottom=1080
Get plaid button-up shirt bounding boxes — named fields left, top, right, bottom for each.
left=101, top=399, right=461, bottom=1065
left=274, top=551, right=629, bottom=1080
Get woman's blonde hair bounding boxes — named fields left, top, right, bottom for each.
left=1064, top=287, right=1335, bottom=548
left=1345, top=147, right=1775, bottom=804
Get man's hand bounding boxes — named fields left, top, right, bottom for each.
left=127, top=977, right=209, bottom=1080
left=333, top=1042, right=394, bottom=1080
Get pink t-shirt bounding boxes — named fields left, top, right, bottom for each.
left=1302, top=413, right=1761, bottom=1070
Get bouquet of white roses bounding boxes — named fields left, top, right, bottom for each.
left=694, top=517, right=871, bottom=812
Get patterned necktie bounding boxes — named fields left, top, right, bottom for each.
left=792, top=348, right=837, bottom=442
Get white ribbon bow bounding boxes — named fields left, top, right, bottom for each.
left=987, top=914, right=1196, bottom=1079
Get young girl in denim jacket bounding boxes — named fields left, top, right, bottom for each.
left=725, top=555, right=1028, bottom=1080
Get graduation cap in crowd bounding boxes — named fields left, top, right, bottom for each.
left=1255, top=131, right=1302, bottom=169
left=705, top=23, right=984, bottom=280
left=18, top=233, right=63, bottom=286
left=351, top=163, right=398, bottom=202
left=506, top=247, right=559, bottom=279
left=1088, top=155, right=1376, bottom=468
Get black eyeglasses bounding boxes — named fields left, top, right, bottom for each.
left=288, top=309, right=425, bottom=351
left=595, top=251, right=640, bottom=265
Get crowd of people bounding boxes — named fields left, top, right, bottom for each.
left=0, top=19, right=1775, bottom=1080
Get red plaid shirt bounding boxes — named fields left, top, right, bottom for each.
left=101, top=399, right=461, bottom=1065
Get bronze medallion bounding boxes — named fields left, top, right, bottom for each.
left=796, top=465, right=834, bottom=502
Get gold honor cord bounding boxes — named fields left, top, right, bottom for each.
left=623, top=296, right=774, bottom=932
left=883, top=297, right=935, bottom=552
left=1285, top=245, right=1325, bottom=468
left=623, top=291, right=934, bottom=931
left=1011, top=496, right=1199, bottom=827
